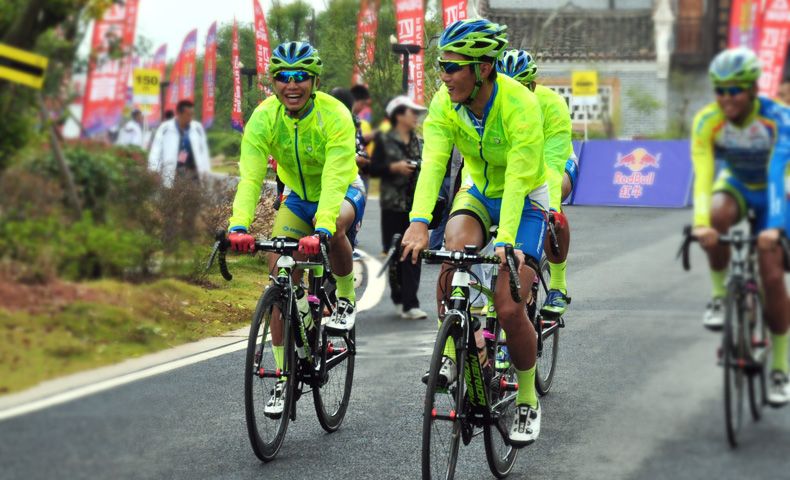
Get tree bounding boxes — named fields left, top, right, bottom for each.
left=267, top=0, right=314, bottom=45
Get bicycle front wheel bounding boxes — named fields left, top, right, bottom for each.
left=535, top=256, right=559, bottom=395
left=723, top=286, right=745, bottom=448
left=313, top=326, right=355, bottom=432
left=422, top=314, right=465, bottom=480
left=746, top=288, right=767, bottom=421
left=484, top=323, right=518, bottom=479
left=244, top=287, right=296, bottom=462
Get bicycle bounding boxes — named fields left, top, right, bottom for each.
left=679, top=224, right=790, bottom=448
left=208, top=231, right=355, bottom=461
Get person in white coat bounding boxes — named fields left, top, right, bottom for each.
left=116, top=109, right=145, bottom=148
left=148, top=100, right=211, bottom=187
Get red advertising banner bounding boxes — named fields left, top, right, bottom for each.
left=395, top=0, right=424, bottom=104
left=203, top=22, right=218, bottom=129
left=729, top=0, right=762, bottom=50
left=253, top=0, right=273, bottom=92
left=81, top=0, right=139, bottom=137
left=231, top=19, right=245, bottom=132
left=442, top=0, right=467, bottom=27
left=352, top=0, right=379, bottom=85
left=148, top=44, right=167, bottom=125
left=757, top=0, right=790, bottom=97
left=165, top=57, right=180, bottom=114
left=178, top=29, right=198, bottom=102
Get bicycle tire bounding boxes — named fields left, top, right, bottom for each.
left=422, top=314, right=465, bottom=480
left=535, top=256, right=559, bottom=395
left=484, top=323, right=518, bottom=479
left=244, top=286, right=297, bottom=462
left=746, top=288, right=767, bottom=421
left=313, top=326, right=356, bottom=432
left=723, top=285, right=745, bottom=448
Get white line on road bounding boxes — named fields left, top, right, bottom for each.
left=0, top=249, right=387, bottom=422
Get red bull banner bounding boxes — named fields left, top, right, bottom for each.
left=148, top=44, right=167, bottom=126
left=442, top=0, right=467, bottom=27
left=395, top=0, right=424, bottom=104
left=572, top=140, right=693, bottom=208
left=81, top=0, right=139, bottom=137
left=352, top=0, right=379, bottom=85
left=757, top=0, right=790, bottom=97
left=178, top=29, right=198, bottom=102
left=253, top=0, right=273, bottom=93
left=231, top=20, right=244, bottom=133
left=203, top=22, right=217, bottom=129
left=729, top=0, right=762, bottom=50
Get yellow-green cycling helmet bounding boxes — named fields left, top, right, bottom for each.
left=708, top=47, right=761, bottom=86
left=269, top=41, right=323, bottom=77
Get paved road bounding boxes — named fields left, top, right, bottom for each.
left=3, top=201, right=790, bottom=479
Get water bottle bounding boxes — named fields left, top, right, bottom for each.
left=294, top=286, right=314, bottom=359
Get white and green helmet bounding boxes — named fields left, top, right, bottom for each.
left=496, top=49, right=538, bottom=85
left=708, top=47, right=761, bottom=85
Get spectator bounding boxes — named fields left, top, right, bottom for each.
left=164, top=110, right=175, bottom=120
left=116, top=109, right=144, bottom=148
left=147, top=100, right=211, bottom=187
left=370, top=95, right=428, bottom=320
left=351, top=84, right=373, bottom=123
left=779, top=79, right=790, bottom=105
left=332, top=87, right=371, bottom=191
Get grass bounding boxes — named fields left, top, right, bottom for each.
left=0, top=254, right=271, bottom=395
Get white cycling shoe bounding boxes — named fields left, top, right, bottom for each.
left=263, top=381, right=285, bottom=418
left=768, top=370, right=790, bottom=407
left=421, top=357, right=457, bottom=387
left=703, top=297, right=724, bottom=331
left=509, top=403, right=540, bottom=447
left=325, top=298, right=356, bottom=331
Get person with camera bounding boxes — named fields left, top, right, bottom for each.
left=370, top=95, right=429, bottom=320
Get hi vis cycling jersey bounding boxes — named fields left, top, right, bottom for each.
left=410, top=74, right=546, bottom=246
left=691, top=96, right=790, bottom=229
left=228, top=91, right=358, bottom=235
left=533, top=84, right=572, bottom=210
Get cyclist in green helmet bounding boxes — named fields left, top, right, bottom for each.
left=400, top=19, right=547, bottom=446
left=226, top=41, right=366, bottom=415
left=497, top=48, right=575, bottom=319
left=691, top=47, right=790, bottom=405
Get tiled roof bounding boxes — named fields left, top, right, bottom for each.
left=481, top=1, right=657, bottom=61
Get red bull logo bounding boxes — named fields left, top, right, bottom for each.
left=614, top=148, right=661, bottom=172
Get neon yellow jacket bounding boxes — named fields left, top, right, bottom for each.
left=533, top=84, right=572, bottom=210
left=228, top=91, right=358, bottom=235
left=410, top=74, right=546, bottom=245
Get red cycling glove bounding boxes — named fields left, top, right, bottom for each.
left=298, top=235, right=321, bottom=256
left=228, top=231, right=255, bottom=253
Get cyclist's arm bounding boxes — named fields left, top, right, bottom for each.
left=228, top=105, right=272, bottom=231
left=409, top=88, right=454, bottom=225
left=690, top=106, right=718, bottom=228
left=497, top=88, right=545, bottom=246
left=766, top=103, right=790, bottom=230
left=543, top=91, right=572, bottom=175
left=315, top=108, right=358, bottom=236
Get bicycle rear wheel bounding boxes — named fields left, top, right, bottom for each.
left=723, top=287, right=745, bottom=448
left=313, top=326, right=356, bottom=432
left=535, top=256, right=559, bottom=395
left=484, top=323, right=518, bottom=479
left=746, top=288, right=767, bottom=421
left=244, top=287, right=296, bottom=462
left=422, top=314, right=465, bottom=480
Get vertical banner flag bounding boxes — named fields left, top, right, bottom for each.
left=728, top=0, right=762, bottom=50
left=442, top=0, right=467, bottom=27
left=231, top=19, right=245, bottom=132
left=178, top=29, right=198, bottom=102
left=81, top=0, right=139, bottom=137
left=352, top=0, right=379, bottom=85
left=395, top=0, right=425, bottom=104
left=253, top=0, right=272, bottom=93
left=203, top=22, right=218, bottom=128
left=165, top=57, right=180, bottom=114
left=757, top=0, right=790, bottom=97
left=149, top=44, right=167, bottom=126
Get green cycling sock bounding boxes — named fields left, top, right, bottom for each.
left=710, top=269, right=727, bottom=299
left=771, top=332, right=789, bottom=374
left=439, top=318, right=456, bottom=361
left=549, top=260, right=567, bottom=293
left=272, top=345, right=284, bottom=379
left=515, top=365, right=538, bottom=408
left=334, top=271, right=356, bottom=303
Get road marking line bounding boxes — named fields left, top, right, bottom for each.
left=0, top=250, right=385, bottom=421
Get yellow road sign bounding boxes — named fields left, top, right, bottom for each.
left=0, top=43, right=48, bottom=89
left=133, top=68, right=161, bottom=105
left=572, top=71, right=598, bottom=97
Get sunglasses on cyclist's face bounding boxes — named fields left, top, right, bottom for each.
left=714, top=85, right=748, bottom=97
left=274, top=70, right=313, bottom=84
left=437, top=59, right=481, bottom=75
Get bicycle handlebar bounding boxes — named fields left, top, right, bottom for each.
left=678, top=225, right=790, bottom=271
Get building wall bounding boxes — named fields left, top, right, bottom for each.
left=540, top=62, right=669, bottom=137
left=666, top=70, right=713, bottom=136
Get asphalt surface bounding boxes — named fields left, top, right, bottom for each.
left=2, top=200, right=790, bottom=479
